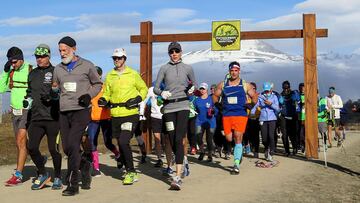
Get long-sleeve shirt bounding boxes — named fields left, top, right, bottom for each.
left=258, top=93, right=280, bottom=122
left=326, top=94, right=343, bottom=119
left=141, top=86, right=163, bottom=119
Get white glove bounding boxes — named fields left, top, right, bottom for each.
left=139, top=115, right=146, bottom=121
left=161, top=91, right=172, bottom=100
left=188, top=85, right=195, bottom=95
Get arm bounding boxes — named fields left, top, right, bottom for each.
left=0, top=71, right=10, bottom=93
left=153, top=67, right=165, bottom=96
left=212, top=81, right=223, bottom=104
left=246, top=83, right=258, bottom=105
left=187, top=65, right=197, bottom=89
left=134, top=72, right=148, bottom=100
left=25, top=72, right=32, bottom=98
left=88, top=65, right=103, bottom=98
left=332, top=95, right=343, bottom=109
left=270, top=95, right=280, bottom=113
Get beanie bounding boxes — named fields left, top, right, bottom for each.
left=58, top=36, right=76, bottom=47
left=7, top=47, right=24, bottom=61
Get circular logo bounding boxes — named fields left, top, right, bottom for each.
left=214, top=23, right=239, bottom=47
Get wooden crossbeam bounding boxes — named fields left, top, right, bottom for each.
left=131, top=29, right=328, bottom=43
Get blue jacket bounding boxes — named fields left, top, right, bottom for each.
left=259, top=93, right=280, bottom=122
left=279, top=90, right=300, bottom=118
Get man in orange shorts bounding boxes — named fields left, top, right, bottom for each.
left=213, top=61, right=258, bottom=174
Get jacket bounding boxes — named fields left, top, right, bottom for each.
left=153, top=60, right=196, bottom=114
left=53, top=57, right=102, bottom=112
left=258, top=93, right=280, bottom=122
left=102, top=66, right=148, bottom=117
left=0, top=61, right=32, bottom=110
left=91, top=85, right=111, bottom=121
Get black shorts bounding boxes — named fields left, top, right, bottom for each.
left=327, top=119, right=341, bottom=127
left=151, top=117, right=163, bottom=133
left=111, top=115, right=139, bottom=138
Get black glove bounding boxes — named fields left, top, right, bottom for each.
left=244, top=103, right=254, bottom=110
left=78, top=94, right=91, bottom=107
left=4, top=61, right=11, bottom=73
left=98, top=97, right=108, bottom=107
left=125, top=95, right=142, bottom=108
left=23, top=100, right=29, bottom=109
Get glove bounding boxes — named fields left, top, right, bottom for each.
left=78, top=94, right=91, bottom=107
left=187, top=85, right=195, bottom=95
left=23, top=97, right=33, bottom=109
left=207, top=107, right=215, bottom=117
left=193, top=89, right=201, bottom=97
left=125, top=95, right=142, bottom=108
left=4, top=61, right=11, bottom=73
left=156, top=96, right=164, bottom=106
left=161, top=91, right=172, bottom=100
left=139, top=115, right=146, bottom=121
left=244, top=103, right=254, bottom=110
left=98, top=97, right=108, bottom=107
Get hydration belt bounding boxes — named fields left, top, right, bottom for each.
left=163, top=97, right=188, bottom=105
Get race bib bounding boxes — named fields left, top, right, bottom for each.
left=165, top=121, right=175, bottom=131
left=227, top=97, right=238, bottom=104
left=121, top=122, right=133, bottom=131
left=63, top=82, right=77, bottom=92
left=12, top=109, right=22, bottom=116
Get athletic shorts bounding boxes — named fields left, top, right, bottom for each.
left=327, top=119, right=340, bottom=127
left=222, top=116, right=248, bottom=135
left=151, top=117, right=163, bottom=133
left=11, top=109, right=29, bottom=134
left=318, top=122, right=327, bottom=134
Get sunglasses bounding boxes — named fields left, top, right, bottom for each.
left=168, top=49, right=180, bottom=54
left=10, top=60, right=18, bottom=64
left=35, top=55, right=48, bottom=59
left=112, top=56, right=125, bottom=61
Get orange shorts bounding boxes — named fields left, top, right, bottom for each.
left=222, top=116, right=248, bottom=135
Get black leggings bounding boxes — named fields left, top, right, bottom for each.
left=187, top=117, right=196, bottom=148
left=196, top=125, right=214, bottom=154
left=60, top=109, right=91, bottom=186
left=28, top=120, right=62, bottom=178
left=260, top=120, right=276, bottom=155
left=163, top=110, right=189, bottom=164
left=112, top=115, right=139, bottom=172
left=279, top=116, right=297, bottom=154
left=245, top=119, right=260, bottom=153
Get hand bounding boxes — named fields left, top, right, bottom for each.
left=4, top=61, right=11, bottom=73
left=23, top=97, right=33, bottom=109
left=98, top=97, right=108, bottom=107
left=125, top=95, right=142, bottom=108
left=264, top=100, right=272, bottom=106
left=78, top=94, right=91, bottom=107
left=139, top=115, right=146, bottom=121
left=187, top=85, right=195, bottom=95
left=161, top=91, right=172, bottom=100
left=244, top=103, right=253, bottom=110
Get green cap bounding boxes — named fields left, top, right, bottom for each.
left=34, top=44, right=50, bottom=56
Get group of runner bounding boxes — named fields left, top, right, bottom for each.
left=0, top=38, right=344, bottom=195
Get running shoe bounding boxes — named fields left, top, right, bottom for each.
left=116, top=156, right=124, bottom=169
left=253, top=152, right=259, bottom=158
left=266, top=153, right=273, bottom=162
left=52, top=177, right=63, bottom=190
left=170, top=176, right=182, bottom=191
left=154, top=159, right=163, bottom=168
left=5, top=174, right=22, bottom=187
left=91, top=169, right=102, bottom=177
left=190, top=147, right=197, bottom=155
left=225, top=153, right=231, bottom=160
left=337, top=139, right=343, bottom=147
left=31, top=173, right=51, bottom=190
left=231, top=164, right=240, bottom=175
left=198, top=152, right=205, bottom=161
left=140, top=155, right=147, bottom=164
left=245, top=145, right=251, bottom=155
left=181, top=160, right=190, bottom=178
left=62, top=185, right=79, bottom=196
left=123, top=172, right=138, bottom=185
left=162, top=167, right=174, bottom=176
left=207, top=155, right=213, bottom=162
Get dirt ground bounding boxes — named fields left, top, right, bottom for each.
left=0, top=131, right=359, bottom=203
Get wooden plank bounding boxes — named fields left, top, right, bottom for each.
left=303, top=14, right=319, bottom=159
left=139, top=21, right=153, bottom=153
left=131, top=29, right=328, bottom=43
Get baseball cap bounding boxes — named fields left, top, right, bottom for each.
left=112, top=48, right=127, bottom=58
left=199, top=82, right=208, bottom=90
left=168, top=42, right=182, bottom=52
left=263, top=82, right=272, bottom=91
left=34, top=44, right=51, bottom=56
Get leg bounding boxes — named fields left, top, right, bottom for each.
left=45, top=121, right=62, bottom=178
left=27, top=121, right=46, bottom=175
left=100, top=120, right=119, bottom=156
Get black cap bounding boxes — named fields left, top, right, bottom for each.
left=7, top=47, right=23, bottom=61
left=58, top=36, right=76, bottom=47
left=95, top=66, right=103, bottom=76
left=282, top=80, right=290, bottom=89
left=168, top=42, right=182, bottom=52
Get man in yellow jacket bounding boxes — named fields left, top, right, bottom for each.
left=99, top=48, right=147, bottom=185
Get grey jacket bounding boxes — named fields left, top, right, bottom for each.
left=154, top=60, right=196, bottom=114
left=53, top=57, right=102, bottom=112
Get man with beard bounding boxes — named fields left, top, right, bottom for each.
left=52, top=36, right=102, bottom=196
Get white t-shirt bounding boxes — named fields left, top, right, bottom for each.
left=326, top=94, right=343, bottom=119
left=140, top=87, right=163, bottom=119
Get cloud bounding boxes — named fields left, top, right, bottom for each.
left=294, top=0, right=360, bottom=14
left=0, top=15, right=60, bottom=27
left=150, top=8, right=196, bottom=24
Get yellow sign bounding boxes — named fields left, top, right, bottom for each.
left=212, top=20, right=241, bottom=51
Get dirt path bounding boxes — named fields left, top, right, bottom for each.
left=0, top=132, right=359, bottom=203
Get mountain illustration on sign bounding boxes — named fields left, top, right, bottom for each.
left=214, top=24, right=239, bottom=47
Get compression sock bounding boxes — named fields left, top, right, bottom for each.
left=234, top=143, right=243, bottom=166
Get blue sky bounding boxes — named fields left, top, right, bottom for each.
left=0, top=0, right=359, bottom=73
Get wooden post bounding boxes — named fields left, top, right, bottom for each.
left=303, top=14, right=319, bottom=159
left=140, top=21, right=153, bottom=153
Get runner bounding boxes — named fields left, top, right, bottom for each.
left=326, top=86, right=343, bottom=147
left=318, top=91, right=328, bottom=150
left=212, top=61, right=258, bottom=174
left=1, top=47, right=32, bottom=186
left=153, top=42, right=197, bottom=190
left=25, top=44, right=63, bottom=190
left=258, top=82, right=280, bottom=161
left=278, top=81, right=300, bottom=156
left=53, top=36, right=102, bottom=196
left=99, top=48, right=147, bottom=185
left=87, top=66, right=120, bottom=177
left=194, top=82, right=216, bottom=162
left=134, top=107, right=147, bottom=164
left=297, top=83, right=305, bottom=153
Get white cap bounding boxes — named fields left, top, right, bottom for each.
left=112, top=48, right=126, bottom=57
left=199, top=82, right=208, bottom=90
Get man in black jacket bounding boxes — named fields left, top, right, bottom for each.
left=24, top=44, right=62, bottom=190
